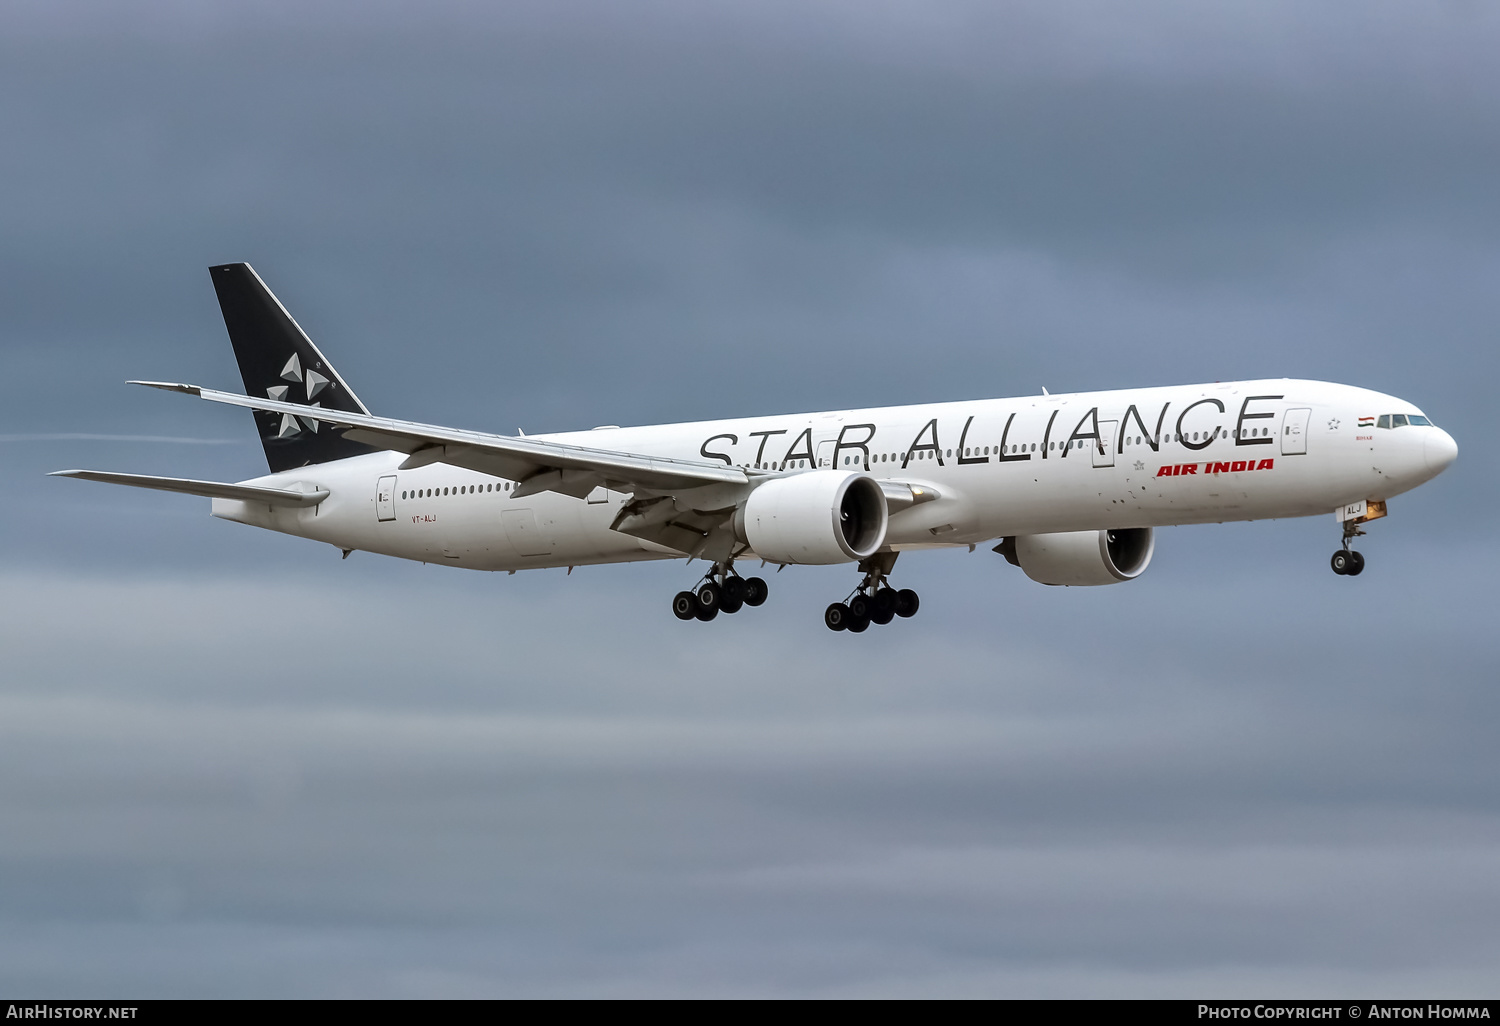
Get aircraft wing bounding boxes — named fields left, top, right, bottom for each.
left=130, top=381, right=751, bottom=500
left=49, top=469, right=329, bottom=507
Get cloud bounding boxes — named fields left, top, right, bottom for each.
left=1, top=555, right=1496, bottom=994
left=0, top=433, right=241, bottom=444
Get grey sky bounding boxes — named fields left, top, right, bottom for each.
left=1, top=0, right=1495, bottom=996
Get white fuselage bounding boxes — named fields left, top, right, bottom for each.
left=211, top=379, right=1456, bottom=572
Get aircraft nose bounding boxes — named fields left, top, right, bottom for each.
left=1425, top=428, right=1458, bottom=474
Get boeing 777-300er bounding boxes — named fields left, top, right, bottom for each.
left=55, top=264, right=1459, bottom=631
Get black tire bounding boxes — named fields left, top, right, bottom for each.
left=896, top=589, right=920, bottom=618
left=847, top=614, right=870, bottom=633
left=1330, top=551, right=1350, bottom=575
left=849, top=594, right=872, bottom=620
left=1346, top=550, right=1365, bottom=576
left=695, top=581, right=722, bottom=611
left=672, top=591, right=697, bottom=620
left=694, top=602, right=718, bottom=622
left=720, top=593, right=744, bottom=614
left=744, top=577, right=769, bottom=607
left=871, top=588, right=897, bottom=625
left=824, top=603, right=850, bottom=631
left=722, top=577, right=747, bottom=604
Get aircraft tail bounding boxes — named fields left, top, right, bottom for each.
left=209, top=263, right=378, bottom=472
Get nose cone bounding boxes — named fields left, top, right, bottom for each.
left=1425, top=429, right=1458, bottom=474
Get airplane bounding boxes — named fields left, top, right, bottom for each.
left=53, top=264, right=1459, bottom=632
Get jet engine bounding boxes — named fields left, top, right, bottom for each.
left=997, top=528, right=1155, bottom=586
left=736, top=471, right=888, bottom=565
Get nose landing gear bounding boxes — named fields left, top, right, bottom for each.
left=1330, top=505, right=1380, bottom=577
left=672, top=563, right=768, bottom=622
left=825, top=553, right=919, bottom=633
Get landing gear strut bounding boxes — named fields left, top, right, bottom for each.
left=672, top=562, right=768, bottom=622
left=825, top=553, right=919, bottom=633
left=1330, top=519, right=1367, bottom=577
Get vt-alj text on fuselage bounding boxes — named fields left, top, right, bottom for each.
left=54, top=265, right=1458, bottom=632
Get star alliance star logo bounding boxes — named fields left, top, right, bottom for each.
left=1327, top=417, right=1341, bottom=431
left=267, top=353, right=329, bottom=439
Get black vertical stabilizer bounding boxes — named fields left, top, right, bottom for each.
left=209, top=263, right=378, bottom=473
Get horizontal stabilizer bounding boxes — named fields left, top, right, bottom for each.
left=50, top=470, right=328, bottom=507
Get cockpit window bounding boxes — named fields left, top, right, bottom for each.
left=1377, top=413, right=1433, bottom=428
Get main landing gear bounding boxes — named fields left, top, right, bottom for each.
left=672, top=564, right=769, bottom=622
left=1330, top=520, right=1367, bottom=577
left=825, top=553, right=919, bottom=633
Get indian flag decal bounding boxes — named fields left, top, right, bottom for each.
left=1358, top=416, right=1375, bottom=427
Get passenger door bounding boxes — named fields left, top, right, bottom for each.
left=1092, top=420, right=1117, bottom=468
left=376, top=475, right=397, bottom=522
left=816, top=440, right=835, bottom=469
left=1282, top=408, right=1311, bottom=455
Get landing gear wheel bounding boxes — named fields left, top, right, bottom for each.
left=694, top=602, right=719, bottom=622
left=672, top=591, right=697, bottom=621
left=695, top=581, right=722, bottom=611
left=1345, top=550, right=1365, bottom=576
left=846, top=614, right=870, bottom=633
left=871, top=588, right=897, bottom=625
left=744, top=577, right=769, bottom=607
left=849, top=594, right=872, bottom=620
left=722, top=577, right=747, bottom=604
left=895, top=589, right=920, bottom=618
left=825, top=602, right=851, bottom=631
left=720, top=592, right=744, bottom=614
left=1330, top=551, right=1351, bottom=575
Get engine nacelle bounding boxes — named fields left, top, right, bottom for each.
left=1001, top=528, right=1155, bottom=586
left=737, top=471, right=888, bottom=565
